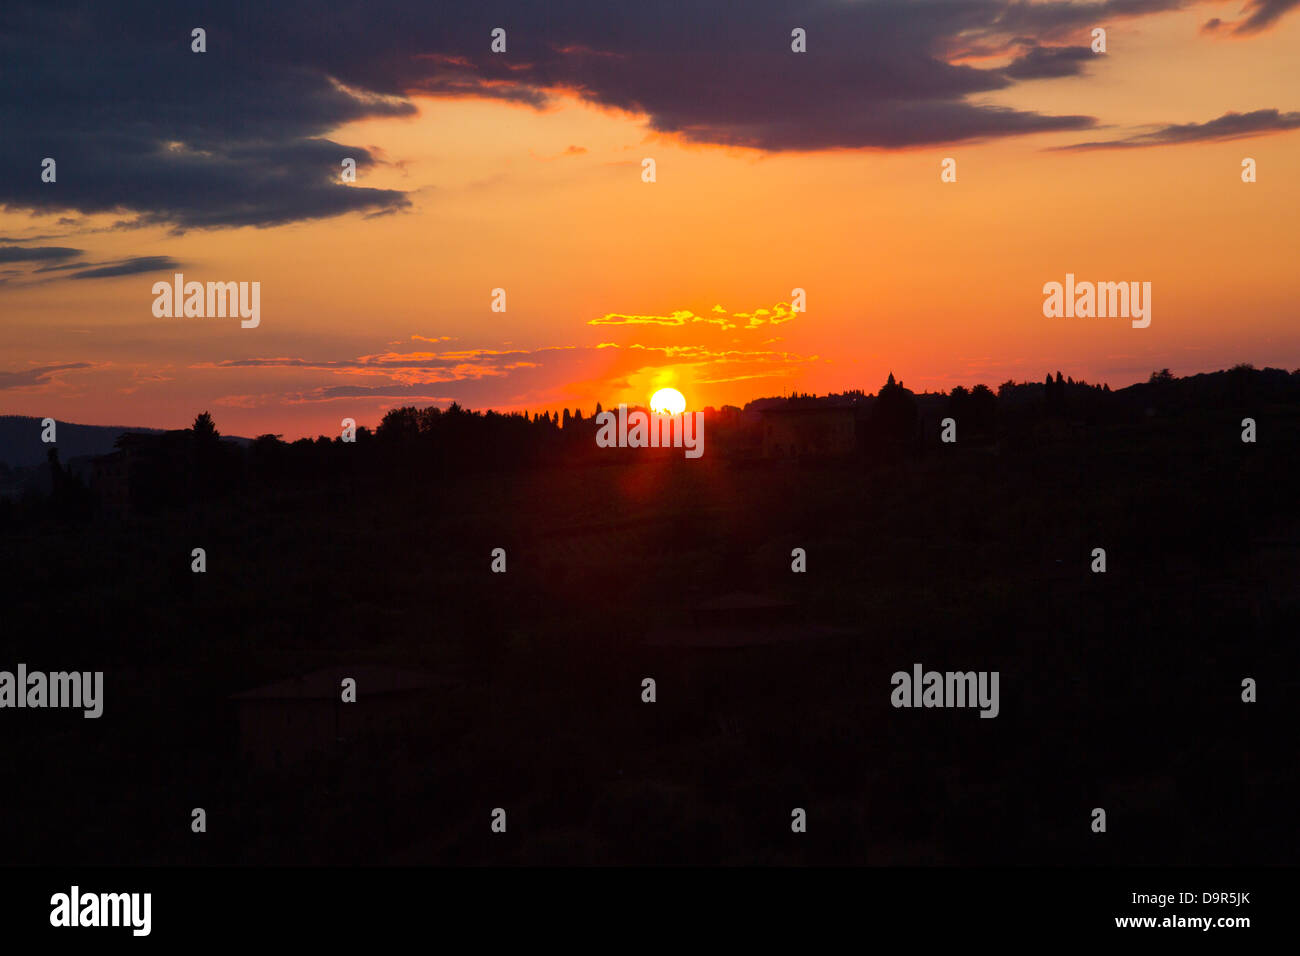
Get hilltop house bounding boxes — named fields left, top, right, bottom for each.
left=88, top=430, right=191, bottom=517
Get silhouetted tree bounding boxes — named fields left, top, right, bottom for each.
left=378, top=407, right=421, bottom=442
left=969, top=384, right=997, bottom=434
left=190, top=411, right=230, bottom=499
left=1045, top=372, right=1066, bottom=416
left=947, top=385, right=971, bottom=423
left=869, top=372, right=918, bottom=447
left=193, top=411, right=220, bottom=445
left=47, top=446, right=64, bottom=493
left=1228, top=363, right=1258, bottom=408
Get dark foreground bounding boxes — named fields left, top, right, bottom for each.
left=1, top=398, right=1297, bottom=866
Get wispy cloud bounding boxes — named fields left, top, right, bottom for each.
left=69, top=255, right=181, bottom=279
left=1056, top=108, right=1300, bottom=150
left=0, top=362, right=93, bottom=390
left=590, top=302, right=798, bottom=331
left=1203, top=0, right=1300, bottom=35
left=0, top=245, right=81, bottom=263
left=197, top=331, right=822, bottom=409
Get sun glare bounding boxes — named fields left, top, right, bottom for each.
left=650, top=387, right=687, bottom=415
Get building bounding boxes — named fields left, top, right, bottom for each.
left=88, top=430, right=190, bottom=517
left=760, top=406, right=858, bottom=459
left=231, top=665, right=453, bottom=769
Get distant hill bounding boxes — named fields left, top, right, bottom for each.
left=0, top=416, right=252, bottom=469
left=0, top=417, right=167, bottom=469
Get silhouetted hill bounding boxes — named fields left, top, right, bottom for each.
left=0, top=416, right=253, bottom=468
left=0, top=416, right=166, bottom=469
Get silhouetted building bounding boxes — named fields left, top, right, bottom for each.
left=88, top=430, right=194, bottom=516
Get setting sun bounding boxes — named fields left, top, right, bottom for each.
left=649, top=387, right=687, bottom=415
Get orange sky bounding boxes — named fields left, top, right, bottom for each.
left=3, top=7, right=1298, bottom=439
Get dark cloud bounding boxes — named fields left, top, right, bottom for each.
left=1232, top=0, right=1300, bottom=34
left=988, top=0, right=1190, bottom=39
left=4, top=0, right=1297, bottom=233
left=1, top=3, right=415, bottom=230
left=0, top=245, right=176, bottom=282
left=68, top=256, right=181, bottom=279
left=0, top=362, right=92, bottom=390
left=0, top=245, right=81, bottom=263
left=1199, top=1, right=1300, bottom=34
left=1003, top=44, right=1094, bottom=80
left=1057, top=108, right=1300, bottom=149
left=314, top=384, right=464, bottom=399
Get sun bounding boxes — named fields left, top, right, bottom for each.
left=650, top=387, right=687, bottom=416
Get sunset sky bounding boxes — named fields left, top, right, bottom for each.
left=2, top=1, right=1298, bottom=438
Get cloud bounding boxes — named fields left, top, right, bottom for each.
left=590, top=310, right=699, bottom=327
left=1, top=7, right=415, bottom=230
left=1057, top=108, right=1300, bottom=149
left=1226, top=0, right=1300, bottom=35
left=68, top=256, right=181, bottom=279
left=32, top=260, right=93, bottom=273
left=733, top=303, right=798, bottom=328
left=0, top=234, right=71, bottom=243
left=0, top=248, right=177, bottom=285
left=208, top=346, right=535, bottom=372
left=0, top=245, right=81, bottom=263
left=198, top=333, right=822, bottom=409
left=984, top=0, right=1190, bottom=38
left=8, top=1, right=1293, bottom=232
left=1002, top=44, right=1093, bottom=80
left=0, top=362, right=92, bottom=390
left=593, top=302, right=798, bottom=330
left=0, top=0, right=1113, bottom=235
